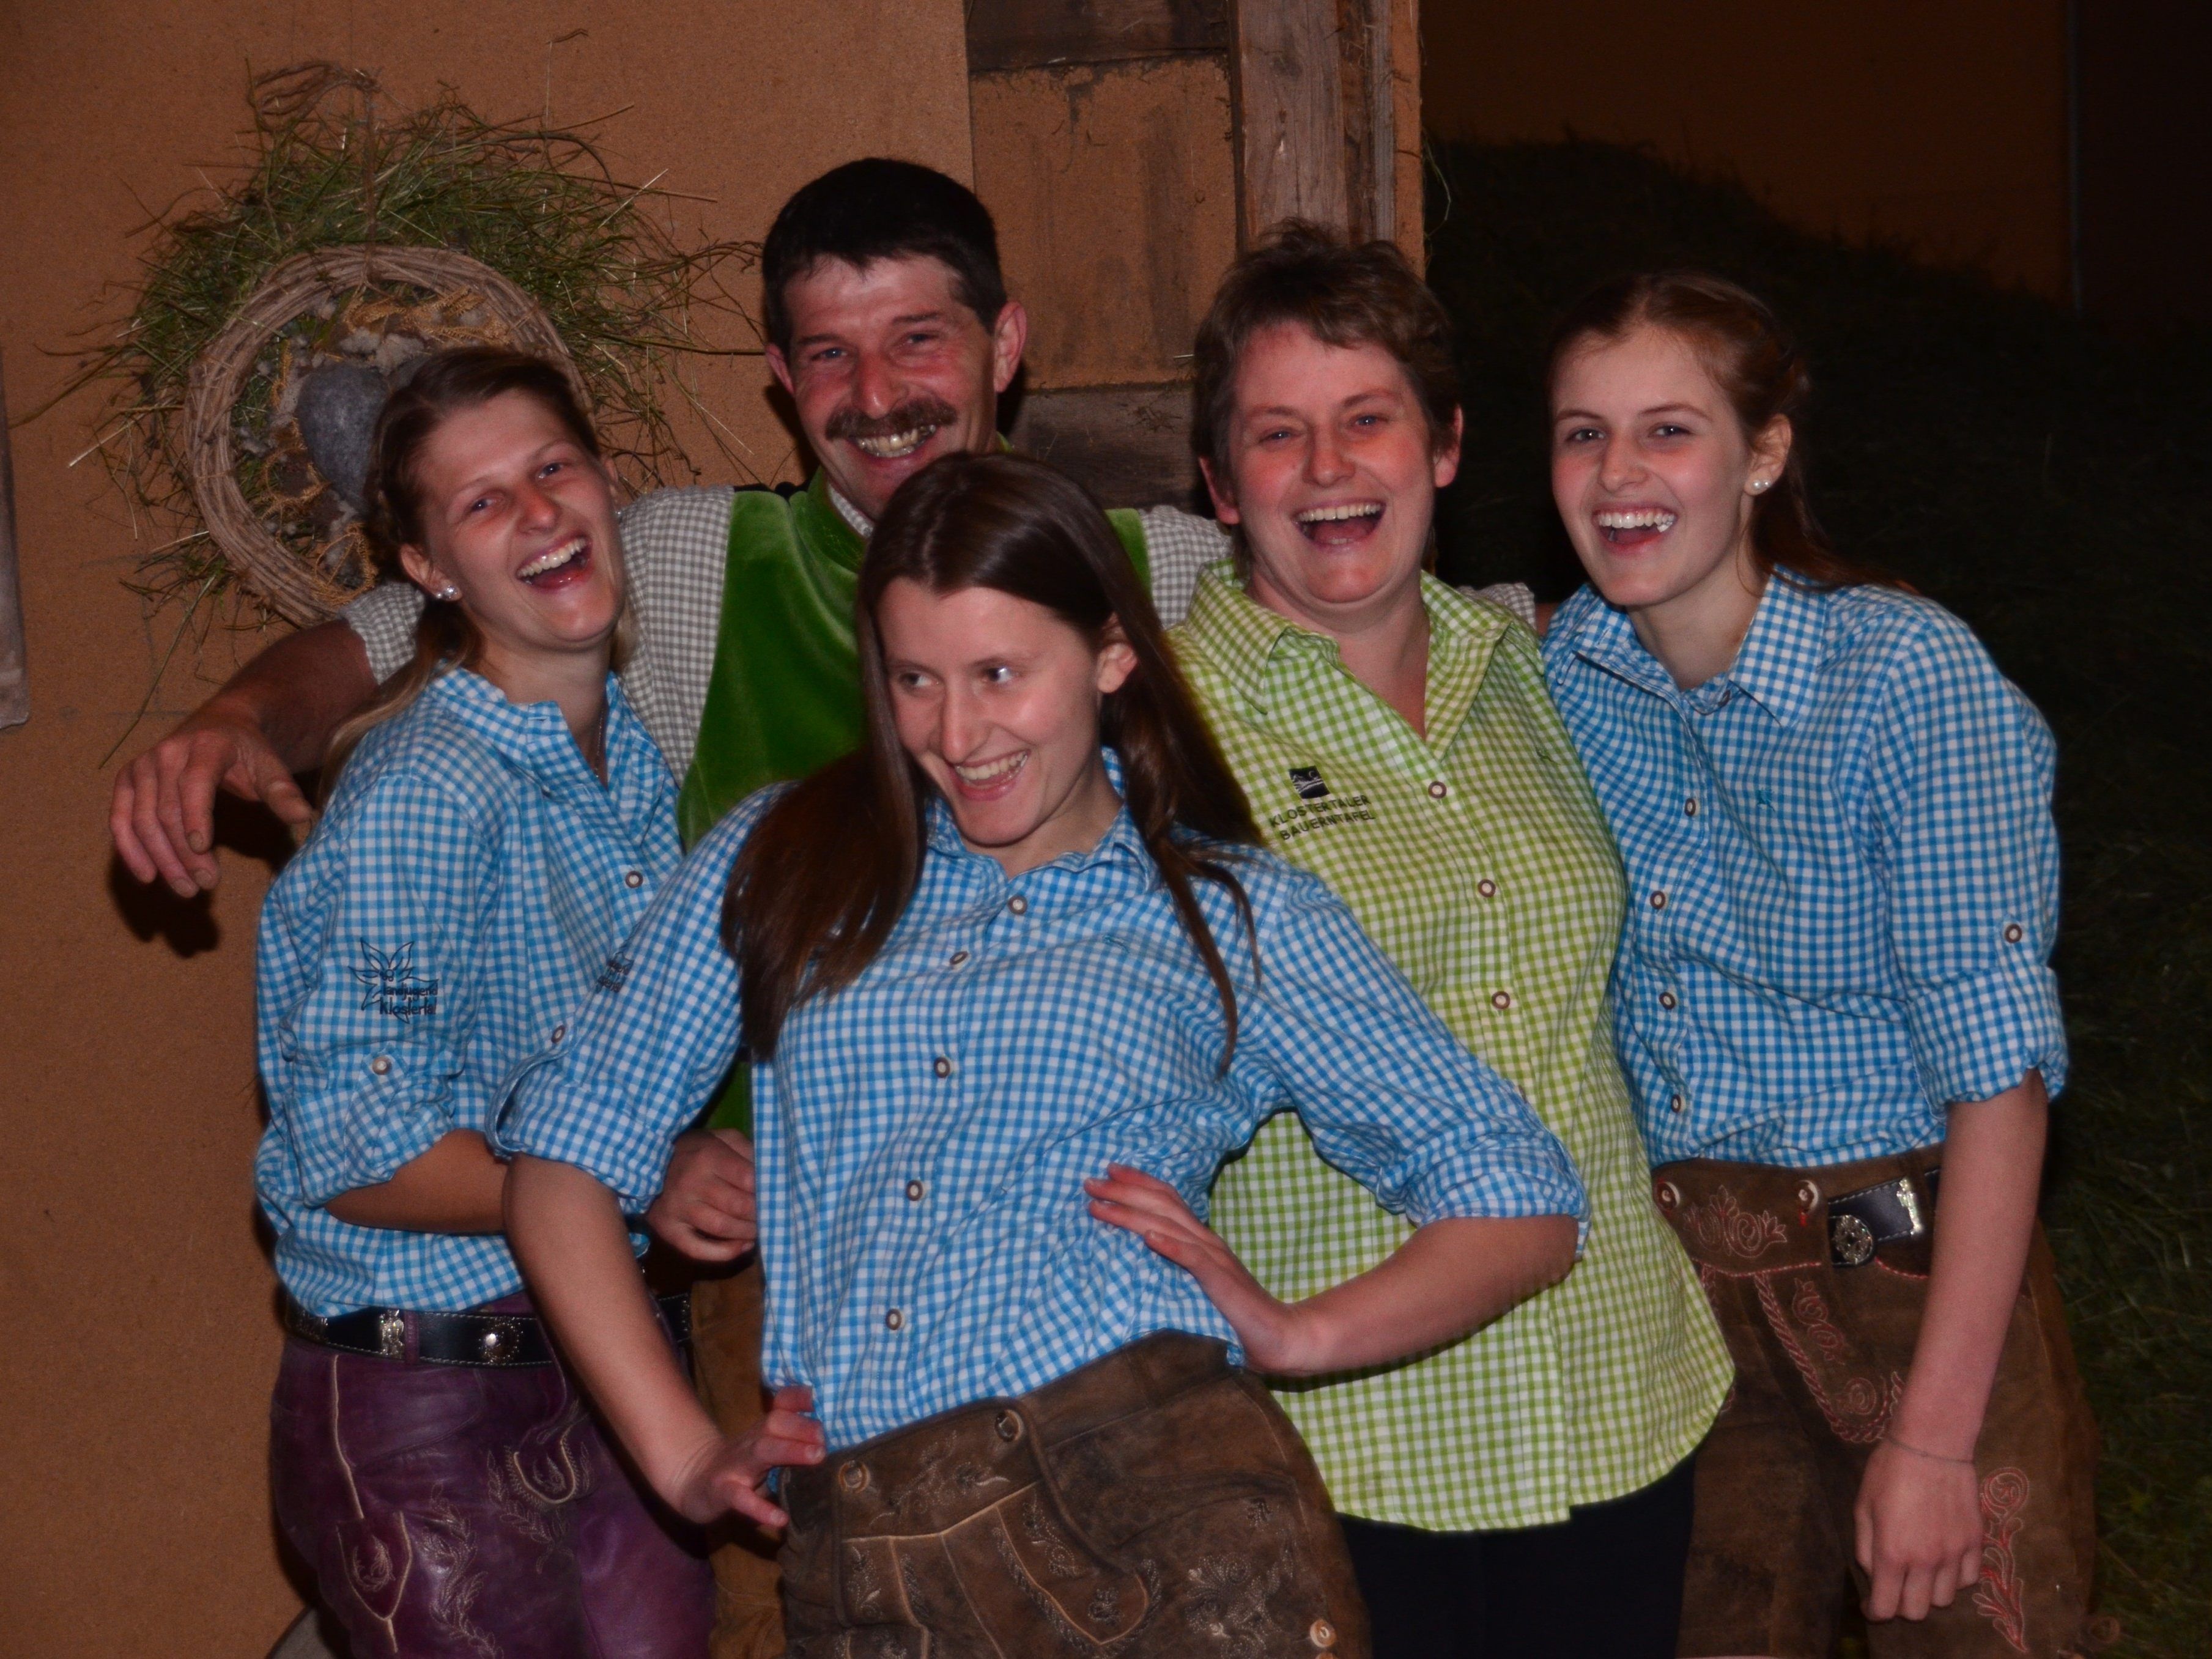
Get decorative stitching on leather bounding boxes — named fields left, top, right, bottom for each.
left=1751, top=1271, right=1903, bottom=1443
left=986, top=1521, right=1152, bottom=1652
left=1178, top=1548, right=1294, bottom=1657
left=414, top=1494, right=496, bottom=1658
left=1676, top=1186, right=1791, bottom=1261
left=328, top=1356, right=404, bottom=1654
left=1973, top=1467, right=2032, bottom=1655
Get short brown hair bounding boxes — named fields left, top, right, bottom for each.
left=1190, top=220, right=1461, bottom=483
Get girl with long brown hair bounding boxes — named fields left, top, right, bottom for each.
left=254, top=348, right=712, bottom=1655
left=503, top=451, right=1588, bottom=1659
left=1540, top=273, right=2096, bottom=1659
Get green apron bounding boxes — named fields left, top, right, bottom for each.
left=677, top=468, right=1152, bottom=1131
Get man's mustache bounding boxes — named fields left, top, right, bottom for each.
left=824, top=397, right=963, bottom=442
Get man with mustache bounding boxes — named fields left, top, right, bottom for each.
left=109, top=157, right=1229, bottom=1657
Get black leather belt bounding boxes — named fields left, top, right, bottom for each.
left=286, top=1291, right=692, bottom=1367
left=1827, top=1168, right=1940, bottom=1267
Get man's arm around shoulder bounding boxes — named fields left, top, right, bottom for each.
left=109, top=619, right=377, bottom=896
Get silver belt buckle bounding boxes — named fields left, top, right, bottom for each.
left=476, top=1316, right=527, bottom=1364
left=377, top=1308, right=407, bottom=1358
left=1830, top=1211, right=1877, bottom=1266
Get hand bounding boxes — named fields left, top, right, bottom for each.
left=664, top=1385, right=825, bottom=1529
left=646, top=1129, right=758, bottom=1260
left=1084, top=1164, right=1313, bottom=1373
left=110, top=709, right=312, bottom=896
left=1855, top=1438, right=1984, bottom=1621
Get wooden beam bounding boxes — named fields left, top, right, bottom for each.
left=1007, top=384, right=1200, bottom=510
left=0, top=353, right=26, bottom=733
left=967, top=0, right=1227, bottom=73
left=1229, top=0, right=1350, bottom=242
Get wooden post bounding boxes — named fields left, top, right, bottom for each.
left=1230, top=0, right=1351, bottom=242
left=0, top=353, right=26, bottom=732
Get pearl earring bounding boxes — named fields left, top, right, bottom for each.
left=437, top=585, right=461, bottom=600
left=1749, top=479, right=1770, bottom=493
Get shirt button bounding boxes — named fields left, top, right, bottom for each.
left=1476, top=879, right=1496, bottom=900
left=1650, top=890, right=1668, bottom=910
left=1659, top=992, right=1677, bottom=1010
left=623, top=869, right=644, bottom=889
left=1684, top=798, right=1699, bottom=817
left=369, top=1055, right=392, bottom=1076
left=949, top=950, right=970, bottom=967
left=885, top=1308, right=904, bottom=1331
left=1670, top=1093, right=1685, bottom=1113
left=1007, top=895, right=1029, bottom=917
left=933, top=1056, right=953, bottom=1079
left=551, top=1024, right=567, bottom=1043
left=906, top=1179, right=925, bottom=1202
left=1427, top=780, right=1448, bottom=800
left=1490, top=990, right=1512, bottom=1011
left=2003, top=923, right=2024, bottom=944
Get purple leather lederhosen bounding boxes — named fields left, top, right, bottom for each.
left=270, top=1290, right=714, bottom=1658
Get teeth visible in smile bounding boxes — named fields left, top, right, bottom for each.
left=517, top=537, right=586, bottom=578
left=953, top=752, right=1026, bottom=785
left=1594, top=509, right=1677, bottom=532
left=1294, top=502, right=1383, bottom=523
left=853, top=426, right=937, bottom=460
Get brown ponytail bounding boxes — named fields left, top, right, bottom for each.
left=1544, top=272, right=1900, bottom=591
left=723, top=452, right=1262, bottom=1062
left=322, top=348, right=608, bottom=791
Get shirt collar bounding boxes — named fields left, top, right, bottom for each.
left=810, top=430, right=1016, bottom=556
left=424, top=666, right=647, bottom=786
left=827, top=479, right=873, bottom=539
left=1559, top=573, right=1830, bottom=727
left=1178, top=563, right=1508, bottom=715
left=921, top=747, right=1151, bottom=874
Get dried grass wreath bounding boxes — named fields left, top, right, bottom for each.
left=56, top=62, right=758, bottom=665
left=186, top=245, right=587, bottom=625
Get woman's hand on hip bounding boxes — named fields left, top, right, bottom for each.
left=1084, top=1164, right=1314, bottom=1372
left=1855, top=1438, right=1984, bottom=1622
left=665, top=1384, right=825, bottom=1530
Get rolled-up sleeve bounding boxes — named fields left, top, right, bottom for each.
left=1235, top=865, right=1589, bottom=1234
left=1865, top=619, right=2068, bottom=1107
left=342, top=582, right=428, bottom=684
left=261, top=770, right=493, bottom=1206
left=497, top=792, right=766, bottom=1207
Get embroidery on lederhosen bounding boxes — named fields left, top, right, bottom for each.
left=1673, top=1184, right=1905, bottom=1444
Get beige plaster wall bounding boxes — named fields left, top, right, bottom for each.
left=0, top=3, right=973, bottom=1652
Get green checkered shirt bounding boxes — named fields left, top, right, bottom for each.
left=1175, top=566, right=1731, bottom=1531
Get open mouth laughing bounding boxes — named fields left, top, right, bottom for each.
left=1293, top=500, right=1385, bottom=544
left=828, top=396, right=964, bottom=467
left=516, top=534, right=592, bottom=585
left=1594, top=506, right=1679, bottom=546
left=950, top=750, right=1027, bottom=797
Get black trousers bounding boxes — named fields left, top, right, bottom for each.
left=1337, top=1450, right=1696, bottom=1659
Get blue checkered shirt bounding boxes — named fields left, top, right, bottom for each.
left=502, top=758, right=1587, bottom=1451
left=1542, top=576, right=2067, bottom=1167
left=256, top=668, right=679, bottom=1316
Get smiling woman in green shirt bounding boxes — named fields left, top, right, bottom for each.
left=1158, top=224, right=1733, bottom=1657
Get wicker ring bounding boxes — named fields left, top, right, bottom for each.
left=183, top=244, right=586, bottom=626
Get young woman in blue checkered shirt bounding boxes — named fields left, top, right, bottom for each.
left=503, top=451, right=1591, bottom=1659
left=253, top=350, right=712, bottom=1656
left=1539, top=273, right=2096, bottom=1659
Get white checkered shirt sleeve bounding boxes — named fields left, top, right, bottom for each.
left=1862, top=612, right=2067, bottom=1106
left=498, top=787, right=768, bottom=1206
